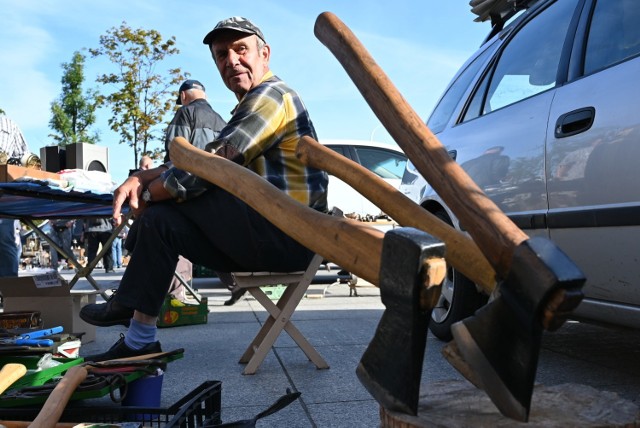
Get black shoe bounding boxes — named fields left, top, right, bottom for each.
left=80, top=294, right=134, bottom=327
left=83, top=334, right=162, bottom=362
left=224, top=287, right=246, bottom=306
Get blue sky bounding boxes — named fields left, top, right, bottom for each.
left=0, top=1, right=488, bottom=184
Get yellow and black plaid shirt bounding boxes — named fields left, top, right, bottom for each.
left=162, top=71, right=328, bottom=212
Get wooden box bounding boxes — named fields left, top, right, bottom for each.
left=0, top=165, right=61, bottom=182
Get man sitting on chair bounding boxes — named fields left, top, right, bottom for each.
left=79, top=17, right=328, bottom=362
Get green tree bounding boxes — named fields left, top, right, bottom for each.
left=0, top=108, right=5, bottom=115
left=89, top=22, right=186, bottom=167
left=49, top=51, right=100, bottom=146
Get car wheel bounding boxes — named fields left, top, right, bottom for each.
left=428, top=210, right=488, bottom=341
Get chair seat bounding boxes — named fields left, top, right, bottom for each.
left=230, top=208, right=341, bottom=375
left=233, top=271, right=305, bottom=277
left=231, top=253, right=329, bottom=375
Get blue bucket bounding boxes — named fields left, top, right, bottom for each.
left=122, top=370, right=164, bottom=420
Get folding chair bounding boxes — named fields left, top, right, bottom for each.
left=232, top=252, right=330, bottom=375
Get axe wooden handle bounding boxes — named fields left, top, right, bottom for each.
left=297, top=136, right=496, bottom=292
left=314, top=12, right=528, bottom=278
left=30, top=365, right=88, bottom=428
left=170, top=136, right=385, bottom=285
left=0, top=363, right=27, bottom=395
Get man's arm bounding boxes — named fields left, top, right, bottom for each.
left=112, top=166, right=169, bottom=226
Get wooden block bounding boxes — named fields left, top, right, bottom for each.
left=0, top=165, right=61, bottom=182
left=380, top=380, right=639, bottom=427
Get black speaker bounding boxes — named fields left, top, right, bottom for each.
left=39, top=146, right=66, bottom=172
left=65, top=143, right=109, bottom=172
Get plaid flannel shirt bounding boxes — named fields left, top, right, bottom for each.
left=161, top=71, right=328, bottom=212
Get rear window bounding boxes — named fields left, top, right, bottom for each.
left=427, top=44, right=495, bottom=134
left=584, top=0, right=640, bottom=74
left=464, top=0, right=580, bottom=119
left=353, top=147, right=407, bottom=180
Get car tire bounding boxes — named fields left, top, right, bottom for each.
left=428, top=210, right=488, bottom=341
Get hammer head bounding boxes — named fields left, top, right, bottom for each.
left=356, top=227, right=445, bottom=415
left=451, top=237, right=585, bottom=421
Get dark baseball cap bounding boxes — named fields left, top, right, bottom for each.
left=176, top=79, right=205, bottom=105
left=202, top=17, right=265, bottom=46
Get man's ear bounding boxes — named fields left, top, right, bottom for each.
left=261, top=44, right=271, bottom=65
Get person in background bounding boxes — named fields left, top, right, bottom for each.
left=0, top=220, right=20, bottom=277
left=80, top=17, right=328, bottom=362
left=71, top=219, right=85, bottom=265
left=162, top=78, right=227, bottom=302
left=0, top=115, right=30, bottom=276
left=84, top=218, right=115, bottom=273
left=48, top=219, right=74, bottom=270
left=111, top=221, right=127, bottom=269
left=139, top=156, right=153, bottom=171
left=163, top=79, right=226, bottom=161
left=128, top=156, right=154, bottom=177
left=0, top=115, right=30, bottom=161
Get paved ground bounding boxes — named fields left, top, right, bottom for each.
left=65, top=268, right=640, bottom=427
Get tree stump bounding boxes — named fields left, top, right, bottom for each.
left=380, top=380, right=639, bottom=427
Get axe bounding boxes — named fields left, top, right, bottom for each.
left=170, top=136, right=446, bottom=414
left=297, top=135, right=496, bottom=293
left=314, top=11, right=586, bottom=421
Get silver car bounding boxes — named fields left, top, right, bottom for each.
left=399, top=0, right=640, bottom=340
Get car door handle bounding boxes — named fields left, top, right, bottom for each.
left=554, top=107, right=595, bottom=138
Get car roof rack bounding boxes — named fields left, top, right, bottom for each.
left=470, top=0, right=540, bottom=40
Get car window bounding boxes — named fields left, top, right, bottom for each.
left=353, top=147, right=407, bottom=180
left=464, top=0, right=580, bottom=119
left=326, top=145, right=348, bottom=158
left=584, top=0, right=640, bottom=75
left=427, top=44, right=495, bottom=134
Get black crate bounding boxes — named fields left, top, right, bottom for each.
left=0, top=380, right=221, bottom=427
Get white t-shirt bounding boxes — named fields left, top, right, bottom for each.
left=0, top=116, right=30, bottom=159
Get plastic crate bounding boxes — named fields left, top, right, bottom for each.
left=0, top=355, right=83, bottom=390
left=261, top=284, right=286, bottom=300
left=0, top=380, right=221, bottom=427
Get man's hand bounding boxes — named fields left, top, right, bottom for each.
left=113, top=175, right=143, bottom=227
left=112, top=166, right=171, bottom=226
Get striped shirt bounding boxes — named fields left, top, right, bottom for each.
left=0, top=116, right=30, bottom=159
left=162, top=71, right=328, bottom=212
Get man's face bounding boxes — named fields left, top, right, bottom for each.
left=210, top=32, right=270, bottom=98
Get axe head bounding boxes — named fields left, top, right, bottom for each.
left=356, top=227, right=445, bottom=415
left=451, top=237, right=585, bottom=421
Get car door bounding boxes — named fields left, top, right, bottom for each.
left=431, top=0, right=582, bottom=238
left=323, top=142, right=407, bottom=217
left=547, top=0, right=640, bottom=313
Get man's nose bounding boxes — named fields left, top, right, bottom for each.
left=226, top=50, right=240, bottom=67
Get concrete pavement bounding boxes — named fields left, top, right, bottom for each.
left=68, top=268, right=640, bottom=427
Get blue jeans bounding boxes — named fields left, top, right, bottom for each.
left=49, top=227, right=72, bottom=268
left=111, top=237, right=123, bottom=268
left=0, top=219, right=19, bottom=277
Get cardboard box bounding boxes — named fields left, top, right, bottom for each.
left=0, top=164, right=61, bottom=182
left=0, top=272, right=96, bottom=343
left=157, top=295, right=208, bottom=328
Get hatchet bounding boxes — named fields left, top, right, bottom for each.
left=170, top=136, right=446, bottom=414
left=297, top=135, right=496, bottom=293
left=314, top=11, right=586, bottom=421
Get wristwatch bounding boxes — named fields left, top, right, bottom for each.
left=141, top=188, right=152, bottom=203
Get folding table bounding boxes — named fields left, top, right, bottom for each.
left=0, top=182, right=129, bottom=300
